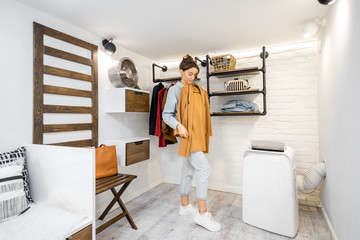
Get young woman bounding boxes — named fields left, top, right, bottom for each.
left=162, top=55, right=221, bottom=232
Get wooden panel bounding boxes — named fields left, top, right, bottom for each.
left=50, top=139, right=93, bottom=147
left=126, top=140, right=150, bottom=166
left=125, top=90, right=149, bottom=112
left=44, top=123, right=92, bottom=133
left=91, top=45, right=98, bottom=147
left=44, top=46, right=93, bottom=66
left=67, top=224, right=92, bottom=240
left=44, top=65, right=93, bottom=82
left=33, top=22, right=98, bottom=147
left=33, top=22, right=44, bottom=144
left=44, top=85, right=92, bottom=97
left=44, top=105, right=92, bottom=113
left=43, top=24, right=94, bottom=50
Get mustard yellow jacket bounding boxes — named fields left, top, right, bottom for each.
left=174, top=83, right=212, bottom=158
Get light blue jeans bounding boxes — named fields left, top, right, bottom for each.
left=180, top=151, right=211, bottom=200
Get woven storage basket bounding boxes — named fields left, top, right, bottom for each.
left=210, top=54, right=236, bottom=72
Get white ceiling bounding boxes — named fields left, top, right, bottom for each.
left=17, top=0, right=329, bottom=61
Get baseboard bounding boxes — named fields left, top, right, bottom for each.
left=208, top=183, right=242, bottom=194
left=163, top=176, right=179, bottom=185
left=163, top=176, right=242, bottom=194
left=321, top=206, right=338, bottom=240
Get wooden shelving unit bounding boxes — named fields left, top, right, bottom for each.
left=209, top=67, right=260, bottom=78
left=206, top=46, right=268, bottom=116
left=210, top=88, right=261, bottom=96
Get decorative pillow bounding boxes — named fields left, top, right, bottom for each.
left=0, top=147, right=33, bottom=203
left=0, top=165, right=29, bottom=222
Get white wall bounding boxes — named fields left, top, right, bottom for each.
left=97, top=46, right=164, bottom=213
left=0, top=0, right=163, bottom=215
left=158, top=43, right=321, bottom=194
left=319, top=0, right=360, bottom=239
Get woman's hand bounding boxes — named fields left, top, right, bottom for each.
left=177, top=123, right=188, bottom=138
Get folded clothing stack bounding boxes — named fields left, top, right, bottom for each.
left=221, top=100, right=259, bottom=112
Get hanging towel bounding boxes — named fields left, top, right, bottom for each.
left=149, top=83, right=164, bottom=135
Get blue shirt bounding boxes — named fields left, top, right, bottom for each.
left=162, top=81, right=184, bottom=130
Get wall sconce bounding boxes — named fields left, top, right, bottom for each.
left=303, top=17, right=326, bottom=38
left=102, top=38, right=116, bottom=54
left=318, top=0, right=336, bottom=5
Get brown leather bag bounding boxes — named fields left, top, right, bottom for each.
left=95, top=144, right=118, bottom=179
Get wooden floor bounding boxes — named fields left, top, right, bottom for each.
left=96, top=183, right=332, bottom=240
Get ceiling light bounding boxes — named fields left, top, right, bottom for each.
left=102, top=38, right=116, bottom=54
left=303, top=17, right=326, bottom=38
left=318, top=0, right=336, bottom=5
left=303, top=22, right=319, bottom=38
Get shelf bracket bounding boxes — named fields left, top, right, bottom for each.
left=152, top=63, right=168, bottom=83
left=195, top=57, right=207, bottom=67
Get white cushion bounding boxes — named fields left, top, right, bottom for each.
left=0, top=165, right=28, bottom=222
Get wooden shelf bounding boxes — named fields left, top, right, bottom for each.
left=210, top=89, right=261, bottom=96
left=210, top=67, right=261, bottom=78
left=211, top=111, right=261, bottom=116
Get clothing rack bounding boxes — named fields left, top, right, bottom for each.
left=152, top=57, right=205, bottom=83
left=153, top=63, right=173, bottom=83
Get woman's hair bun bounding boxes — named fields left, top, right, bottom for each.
left=183, top=54, right=195, bottom=63
left=179, top=54, right=199, bottom=72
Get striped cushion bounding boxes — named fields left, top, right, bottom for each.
left=0, top=147, right=33, bottom=203
left=0, top=165, right=29, bottom=222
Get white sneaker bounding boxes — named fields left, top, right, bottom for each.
left=179, top=204, right=197, bottom=216
left=194, top=211, right=221, bottom=232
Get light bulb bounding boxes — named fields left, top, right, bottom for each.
left=303, top=22, right=319, bottom=38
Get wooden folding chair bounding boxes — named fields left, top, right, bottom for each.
left=96, top=173, right=137, bottom=234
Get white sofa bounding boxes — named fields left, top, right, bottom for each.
left=0, top=144, right=96, bottom=240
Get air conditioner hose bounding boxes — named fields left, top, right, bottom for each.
left=296, top=162, right=326, bottom=191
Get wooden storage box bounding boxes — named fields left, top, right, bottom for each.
left=104, top=138, right=150, bottom=166
left=106, top=88, right=149, bottom=112
left=67, top=224, right=92, bottom=240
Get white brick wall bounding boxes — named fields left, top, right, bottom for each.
left=156, top=44, right=320, bottom=194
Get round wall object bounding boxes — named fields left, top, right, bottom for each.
left=108, top=57, right=139, bottom=89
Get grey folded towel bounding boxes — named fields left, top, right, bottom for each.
left=221, top=100, right=259, bottom=112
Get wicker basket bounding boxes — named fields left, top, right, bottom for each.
left=210, top=54, right=236, bottom=72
